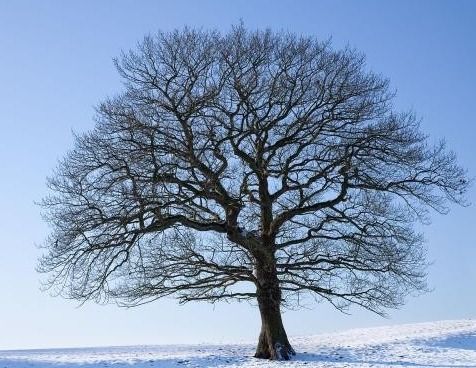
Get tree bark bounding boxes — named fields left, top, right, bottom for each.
left=254, top=259, right=295, bottom=360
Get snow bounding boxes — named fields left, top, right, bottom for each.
left=1, top=320, right=475, bottom=367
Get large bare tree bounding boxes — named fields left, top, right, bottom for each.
left=39, top=26, right=468, bottom=360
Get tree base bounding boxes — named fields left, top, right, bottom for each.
left=254, top=330, right=296, bottom=360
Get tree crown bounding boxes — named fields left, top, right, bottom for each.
left=39, top=25, right=469, bottom=315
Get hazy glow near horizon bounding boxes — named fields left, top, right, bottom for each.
left=0, top=0, right=474, bottom=350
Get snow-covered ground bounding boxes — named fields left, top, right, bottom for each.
left=1, top=320, right=475, bottom=367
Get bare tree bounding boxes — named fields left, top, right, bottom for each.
left=39, top=25, right=469, bottom=360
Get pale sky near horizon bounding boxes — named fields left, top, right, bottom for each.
left=0, top=0, right=475, bottom=350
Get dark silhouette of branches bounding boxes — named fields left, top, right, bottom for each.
left=39, top=25, right=469, bottom=360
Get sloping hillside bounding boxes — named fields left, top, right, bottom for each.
left=1, top=320, right=475, bottom=367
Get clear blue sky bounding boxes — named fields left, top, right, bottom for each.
left=0, top=0, right=475, bottom=350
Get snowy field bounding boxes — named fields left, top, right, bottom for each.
left=1, top=320, right=475, bottom=367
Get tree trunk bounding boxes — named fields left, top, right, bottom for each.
left=254, top=260, right=295, bottom=360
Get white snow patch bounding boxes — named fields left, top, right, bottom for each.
left=1, top=319, right=475, bottom=367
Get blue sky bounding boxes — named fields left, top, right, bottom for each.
left=0, top=0, right=475, bottom=350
